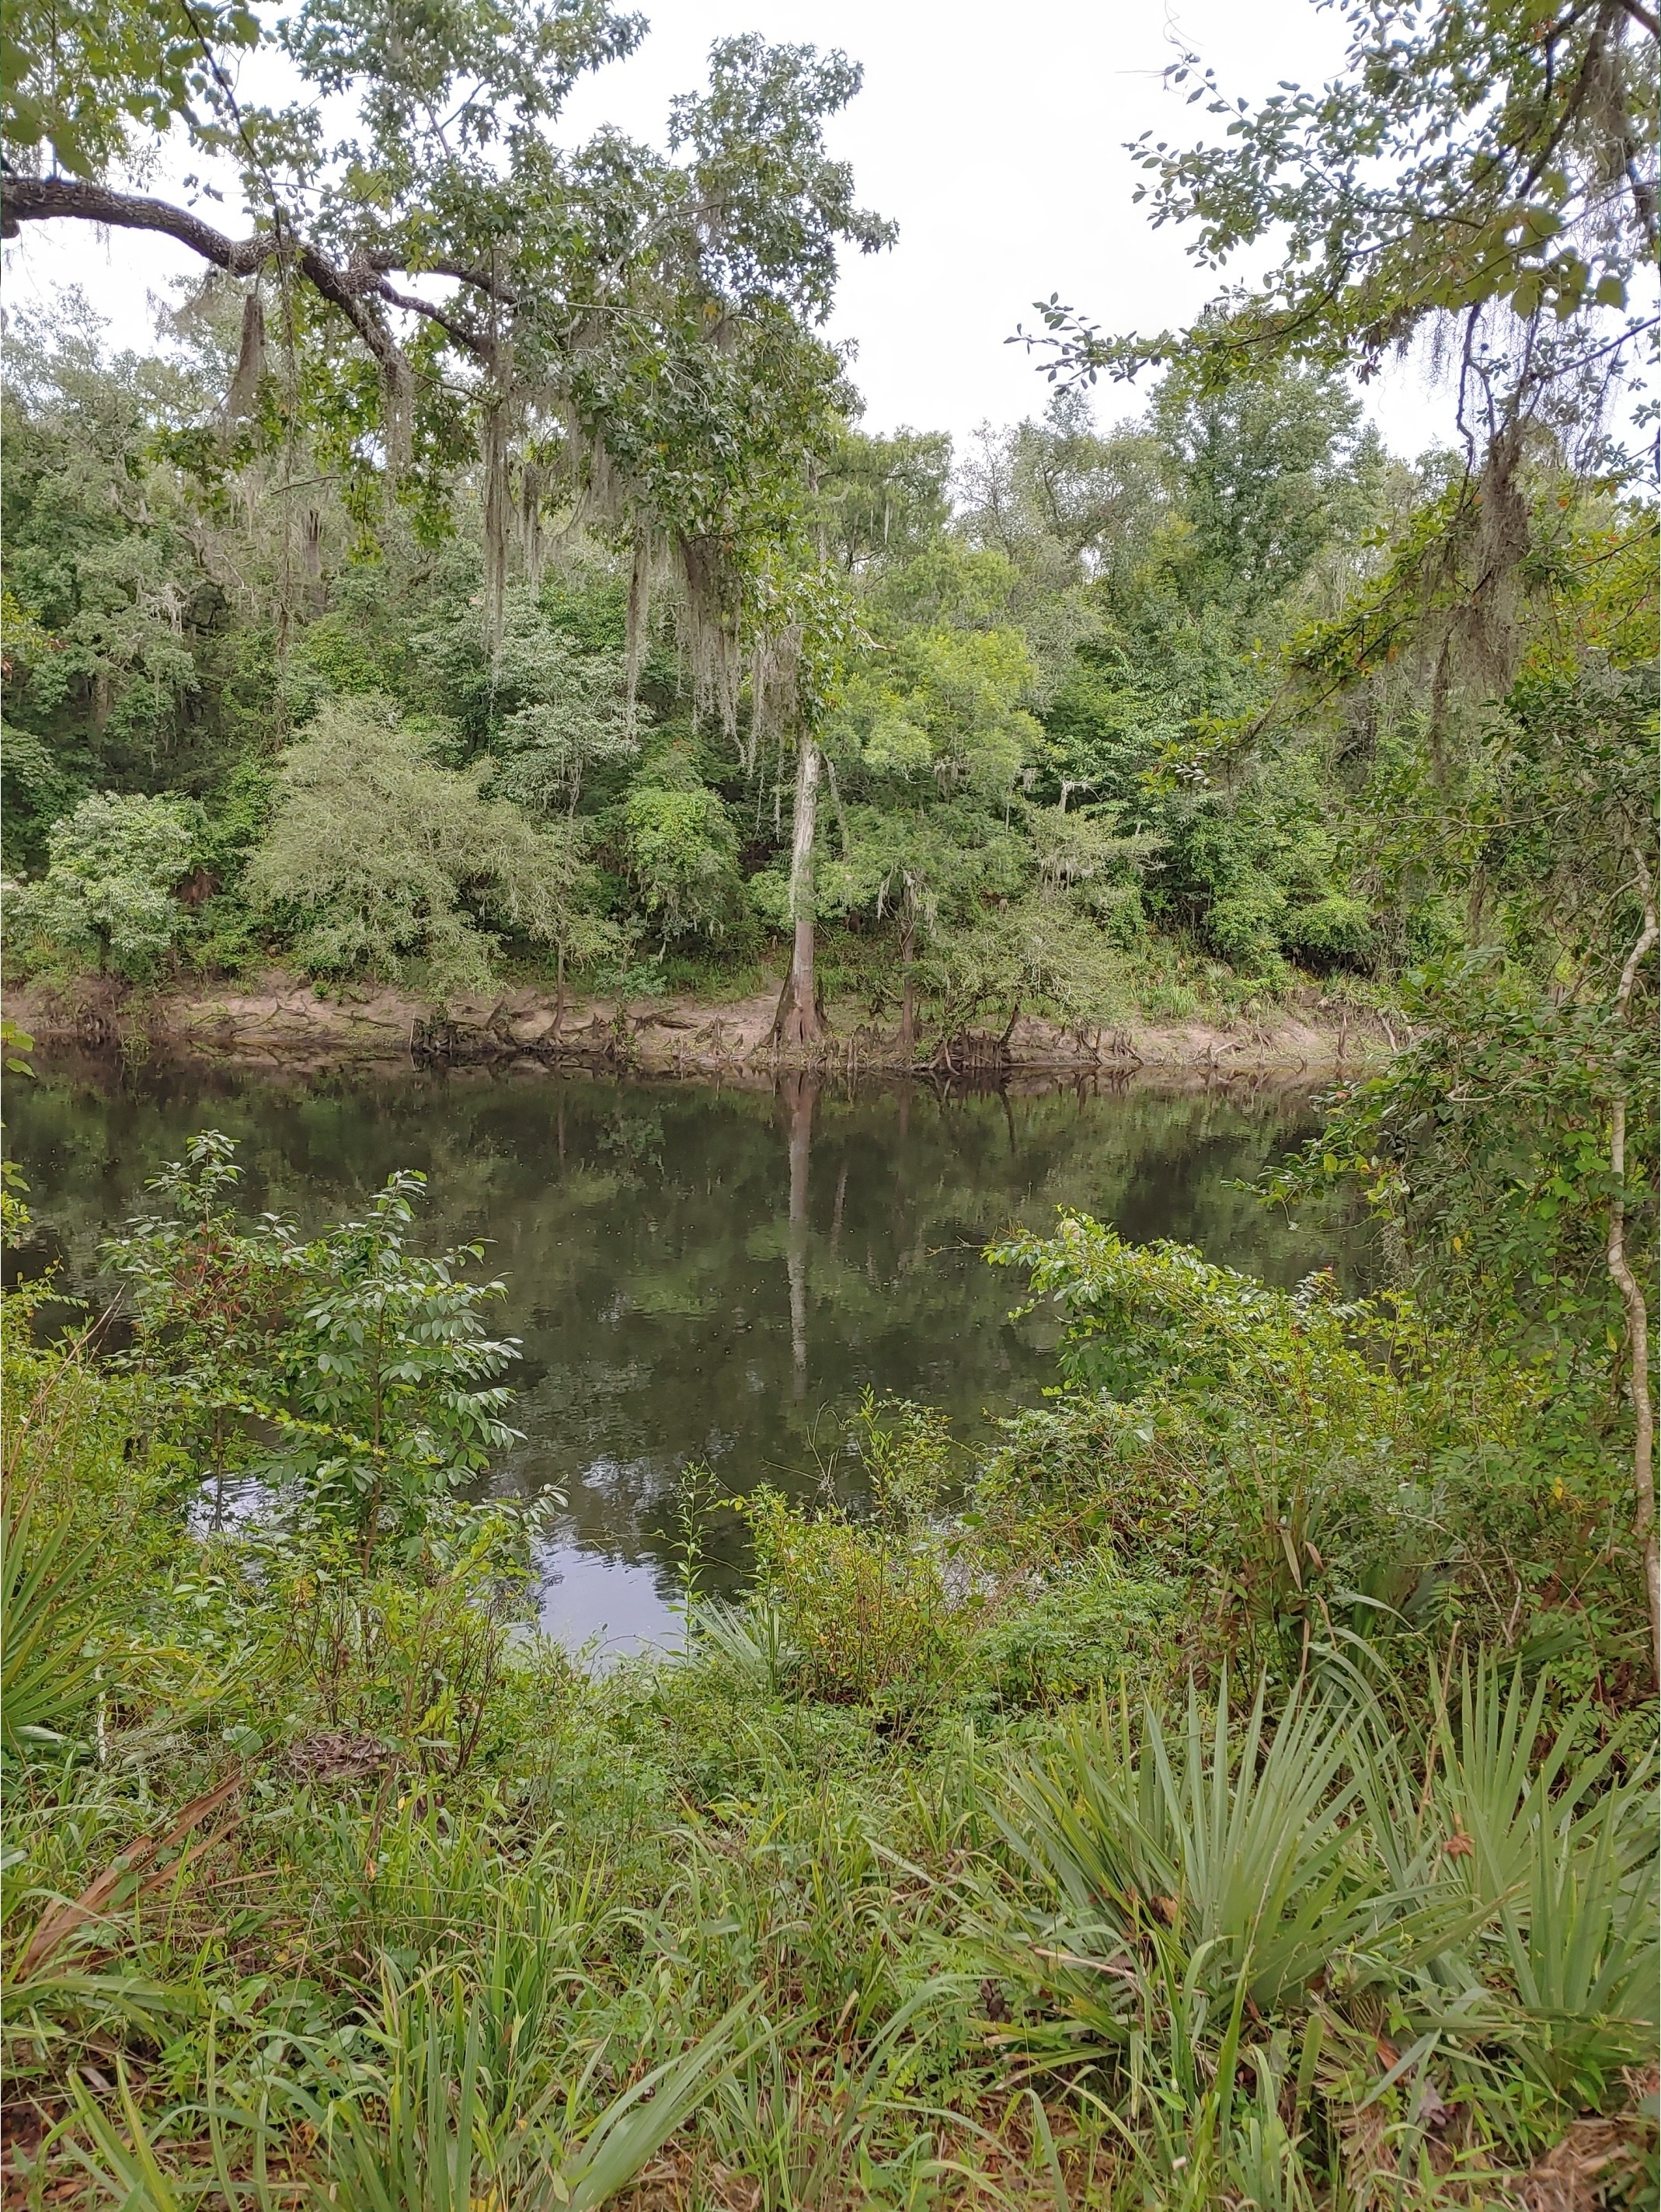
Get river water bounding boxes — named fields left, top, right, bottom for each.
left=6, top=1051, right=1367, bottom=1654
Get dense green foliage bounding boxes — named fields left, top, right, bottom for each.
left=13, top=298, right=1638, bottom=1040
left=2, top=1146, right=1654, bottom=2202
left=2, top=0, right=1656, bottom=2193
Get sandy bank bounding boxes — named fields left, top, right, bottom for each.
left=8, top=970, right=1399, bottom=1079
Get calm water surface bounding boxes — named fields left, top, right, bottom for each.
left=7, top=1052, right=1367, bottom=1653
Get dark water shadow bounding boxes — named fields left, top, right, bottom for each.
left=5, top=1049, right=1370, bottom=1648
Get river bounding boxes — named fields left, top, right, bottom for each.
left=5, top=1051, right=1367, bottom=1654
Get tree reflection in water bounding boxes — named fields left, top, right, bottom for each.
left=6, top=1053, right=1370, bottom=1630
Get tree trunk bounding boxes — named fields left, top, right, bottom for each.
left=1608, top=1095, right=1658, bottom=1681
left=774, top=739, right=824, bottom=1048
left=898, top=911, right=918, bottom=1057
left=1610, top=898, right=1659, bottom=1680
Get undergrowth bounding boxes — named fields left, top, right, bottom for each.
left=1, top=1153, right=1654, bottom=2208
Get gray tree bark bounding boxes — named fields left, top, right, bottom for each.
left=773, top=739, right=824, bottom=1047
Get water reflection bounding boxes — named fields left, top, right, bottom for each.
left=785, top=1072, right=813, bottom=1401
left=536, top=1541, right=680, bottom=1658
left=5, top=1052, right=1369, bottom=1643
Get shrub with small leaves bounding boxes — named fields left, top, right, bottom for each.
left=742, top=1488, right=963, bottom=1712
left=5, top=791, right=196, bottom=976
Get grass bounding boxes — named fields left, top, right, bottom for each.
left=2, top=1186, right=1654, bottom=2207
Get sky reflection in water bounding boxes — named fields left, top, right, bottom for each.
left=7, top=1053, right=1369, bottom=1652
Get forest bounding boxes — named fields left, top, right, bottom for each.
left=2, top=290, right=1478, bottom=1052
left=1, top=0, right=1657, bottom=2202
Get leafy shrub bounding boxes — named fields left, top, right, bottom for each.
left=1092, top=878, right=1148, bottom=948
left=1202, top=879, right=1287, bottom=965
left=983, top=1215, right=1624, bottom=1664
left=970, top=1562, right=1182, bottom=1706
left=620, top=776, right=743, bottom=944
left=851, top=1391, right=956, bottom=1531
left=925, top=898, right=1129, bottom=1030
left=103, top=1134, right=524, bottom=1560
left=1283, top=890, right=1375, bottom=969
left=248, top=700, right=589, bottom=998
left=975, top=1393, right=1201, bottom=1567
left=1402, top=893, right=1462, bottom=958
left=742, top=1489, right=963, bottom=1711
left=271, top=1169, right=524, bottom=1553
left=5, top=791, right=196, bottom=976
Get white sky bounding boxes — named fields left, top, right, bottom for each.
left=0, top=0, right=1456, bottom=457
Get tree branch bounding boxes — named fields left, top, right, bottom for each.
left=371, top=276, right=493, bottom=361
left=0, top=173, right=447, bottom=382
left=437, top=263, right=518, bottom=304
left=0, top=174, right=272, bottom=270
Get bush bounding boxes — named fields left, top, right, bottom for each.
left=1202, top=880, right=1287, bottom=965
left=743, top=1489, right=963, bottom=1711
left=102, top=1132, right=525, bottom=1560
left=1402, top=892, right=1462, bottom=958
left=1091, top=878, right=1148, bottom=948
left=971, top=1561, right=1182, bottom=1706
left=1282, top=889, right=1375, bottom=969
left=925, top=898, right=1130, bottom=1031
left=975, top=1393, right=1201, bottom=1568
left=983, top=1214, right=1636, bottom=1668
left=620, top=778, right=743, bottom=944
left=248, top=699, right=590, bottom=999
left=5, top=791, right=196, bottom=977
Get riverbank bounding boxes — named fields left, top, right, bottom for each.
left=6, top=969, right=1400, bottom=1075
left=5, top=1139, right=1650, bottom=2205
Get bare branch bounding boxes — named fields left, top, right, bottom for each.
left=371, top=278, right=494, bottom=362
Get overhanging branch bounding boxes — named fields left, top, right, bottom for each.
left=0, top=173, right=497, bottom=373
left=1, top=174, right=273, bottom=270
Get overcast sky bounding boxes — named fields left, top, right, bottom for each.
left=1, top=0, right=1455, bottom=457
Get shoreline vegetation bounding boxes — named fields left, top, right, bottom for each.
left=3, top=1130, right=1656, bottom=2206
left=2, top=0, right=1656, bottom=2197
left=8, top=971, right=1395, bottom=1076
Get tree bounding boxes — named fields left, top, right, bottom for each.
left=1020, top=0, right=1656, bottom=451
left=101, top=1131, right=288, bottom=1499
left=818, top=426, right=953, bottom=576
left=5, top=790, right=196, bottom=975
left=1150, top=363, right=1365, bottom=618
left=0, top=301, right=247, bottom=860
left=274, top=1170, right=522, bottom=1562
left=958, top=389, right=1168, bottom=593
left=2, top=5, right=898, bottom=1033
left=802, top=621, right=1043, bottom=1043
left=1008, top=0, right=1659, bottom=1667
left=771, top=730, right=827, bottom=1047
left=622, top=765, right=745, bottom=948
left=248, top=698, right=595, bottom=998
left=1264, top=511, right=1659, bottom=1666
left=413, top=584, right=642, bottom=817
left=2, top=0, right=259, bottom=180
left=2, top=12, right=892, bottom=709
left=953, top=363, right=1384, bottom=969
